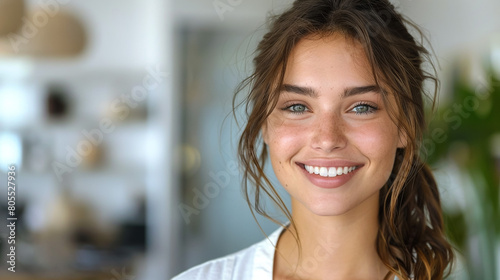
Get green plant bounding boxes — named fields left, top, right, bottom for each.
left=425, top=69, right=500, bottom=279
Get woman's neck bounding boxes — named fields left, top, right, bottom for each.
left=273, top=194, right=390, bottom=280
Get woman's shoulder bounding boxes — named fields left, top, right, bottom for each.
left=171, top=225, right=285, bottom=280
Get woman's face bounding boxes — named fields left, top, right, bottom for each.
left=262, top=34, right=405, bottom=216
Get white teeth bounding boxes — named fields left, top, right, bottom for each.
left=319, top=167, right=328, bottom=176
left=336, top=167, right=342, bottom=176
left=314, top=166, right=320, bottom=174
left=304, top=164, right=357, bottom=178
left=328, top=167, right=337, bottom=177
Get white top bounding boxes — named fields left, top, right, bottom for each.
left=171, top=225, right=285, bottom=280
left=171, top=225, right=400, bottom=280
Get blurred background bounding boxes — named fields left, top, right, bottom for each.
left=0, top=0, right=498, bottom=279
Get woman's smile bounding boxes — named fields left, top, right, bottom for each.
left=295, top=160, right=364, bottom=189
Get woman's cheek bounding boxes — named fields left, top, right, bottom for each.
left=268, top=118, right=310, bottom=148
left=350, top=122, right=398, bottom=158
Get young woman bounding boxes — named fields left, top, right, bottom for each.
left=173, top=0, right=454, bottom=279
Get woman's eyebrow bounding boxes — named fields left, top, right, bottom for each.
left=281, top=84, right=318, bottom=97
left=342, top=85, right=381, bottom=98
left=281, top=84, right=381, bottom=98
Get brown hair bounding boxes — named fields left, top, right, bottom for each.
left=233, top=0, right=454, bottom=279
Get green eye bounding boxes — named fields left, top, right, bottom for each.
left=283, top=104, right=308, bottom=114
left=352, top=103, right=377, bottom=115
left=290, top=104, right=306, bottom=112
left=353, top=104, right=369, bottom=113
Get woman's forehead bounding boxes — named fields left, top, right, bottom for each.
left=282, top=34, right=376, bottom=91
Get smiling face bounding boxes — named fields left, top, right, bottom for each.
left=262, top=33, right=406, bottom=217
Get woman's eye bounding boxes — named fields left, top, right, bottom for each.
left=284, top=104, right=308, bottom=114
left=352, top=103, right=377, bottom=115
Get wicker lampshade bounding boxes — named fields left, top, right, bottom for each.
left=0, top=0, right=25, bottom=36
left=0, top=10, right=87, bottom=57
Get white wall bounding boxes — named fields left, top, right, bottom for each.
left=23, top=0, right=167, bottom=71
left=397, top=0, right=500, bottom=95
left=398, top=0, right=500, bottom=56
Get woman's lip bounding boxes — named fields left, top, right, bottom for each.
left=297, top=162, right=363, bottom=189
left=296, top=159, right=364, bottom=168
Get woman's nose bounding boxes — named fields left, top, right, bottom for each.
left=310, top=113, right=347, bottom=153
